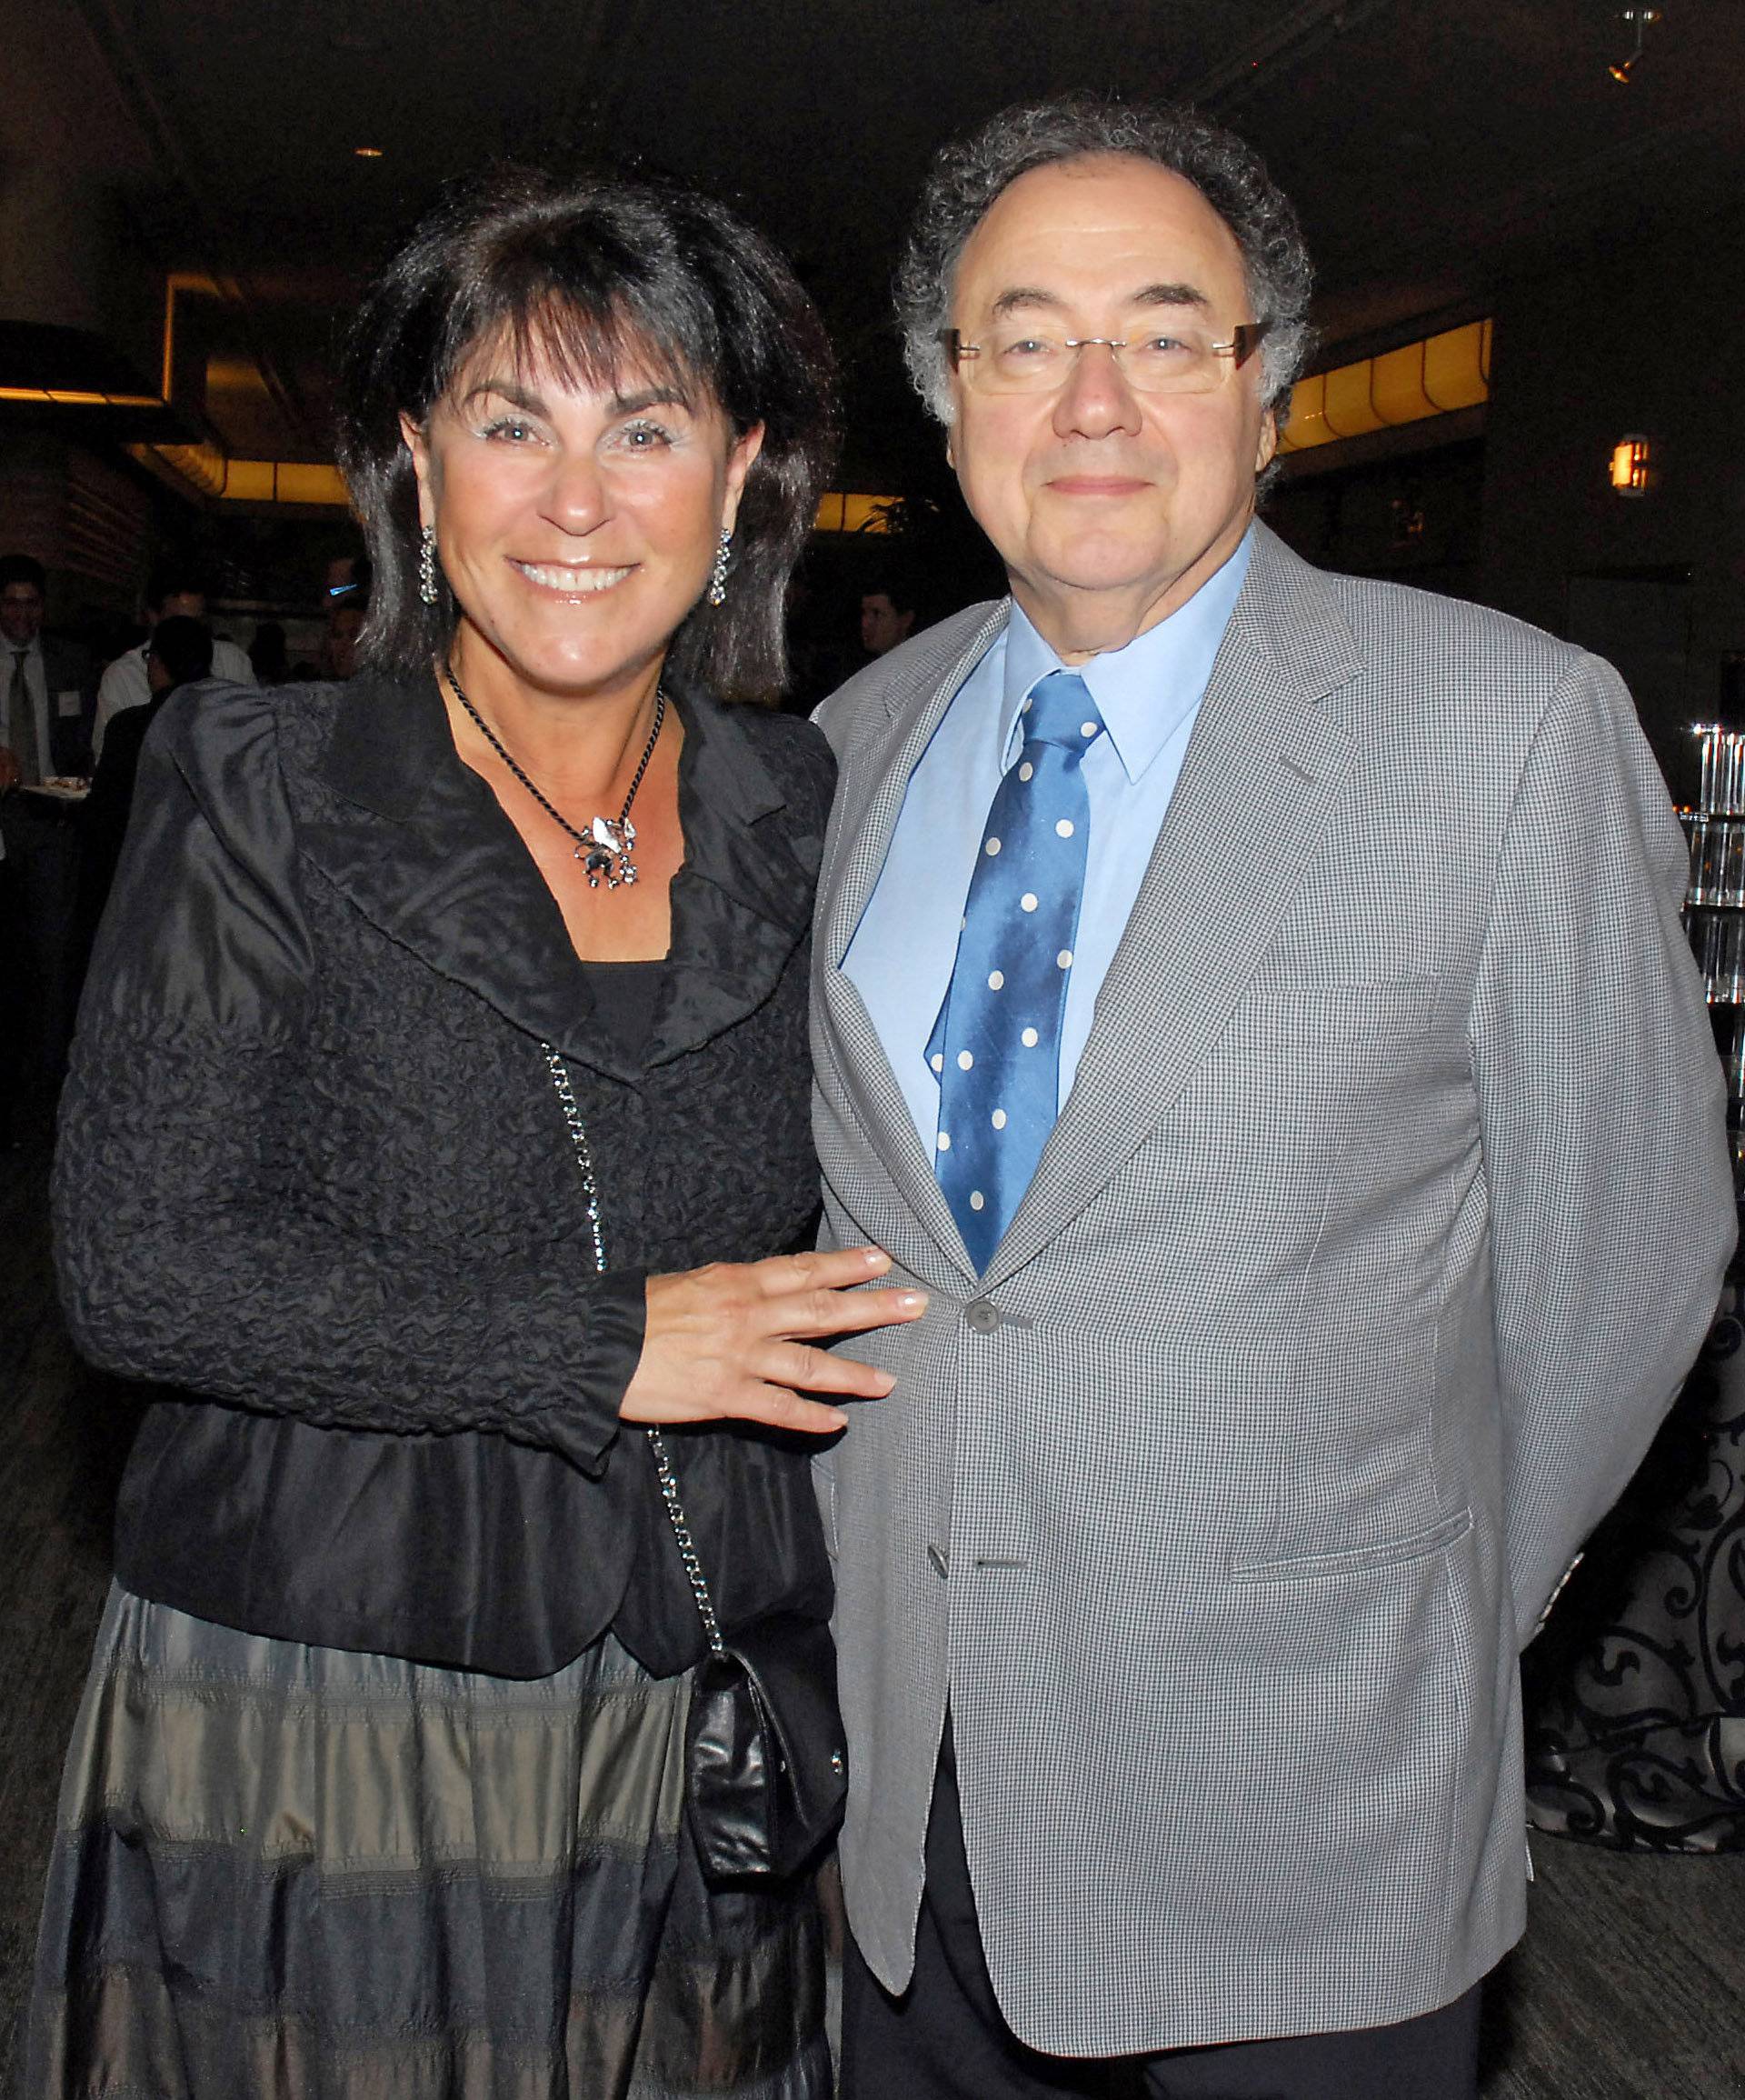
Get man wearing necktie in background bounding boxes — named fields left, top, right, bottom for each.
left=809, top=100, right=1734, bottom=2098
left=0, top=553, right=96, bottom=1142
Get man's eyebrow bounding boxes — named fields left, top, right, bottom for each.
left=989, top=287, right=1067, bottom=319
left=984, top=283, right=1213, bottom=321
left=1131, top=283, right=1212, bottom=311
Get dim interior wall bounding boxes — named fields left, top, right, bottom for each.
left=0, top=429, right=156, bottom=618
left=1265, top=438, right=1486, bottom=598
left=1475, top=215, right=1745, bottom=800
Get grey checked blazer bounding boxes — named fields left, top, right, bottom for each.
left=809, top=525, right=1736, bottom=2055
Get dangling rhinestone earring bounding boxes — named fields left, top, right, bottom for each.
left=418, top=525, right=439, bottom=607
left=706, top=526, right=732, bottom=608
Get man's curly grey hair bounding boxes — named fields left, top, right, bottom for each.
left=896, top=97, right=1314, bottom=432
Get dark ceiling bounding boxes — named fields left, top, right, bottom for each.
left=9, top=0, right=1745, bottom=489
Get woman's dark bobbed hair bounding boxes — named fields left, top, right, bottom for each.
left=335, top=167, right=838, bottom=701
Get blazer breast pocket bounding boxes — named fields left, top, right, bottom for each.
left=1218, top=972, right=1441, bottom=1078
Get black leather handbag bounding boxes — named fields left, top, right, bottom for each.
left=646, top=1428, right=849, bottom=1880
left=543, top=1045, right=849, bottom=1882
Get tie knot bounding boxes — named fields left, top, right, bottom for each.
left=1022, top=670, right=1102, bottom=752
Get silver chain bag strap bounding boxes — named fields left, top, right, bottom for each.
left=543, top=1044, right=848, bottom=1880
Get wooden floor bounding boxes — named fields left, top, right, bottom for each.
left=3, top=1130, right=1743, bottom=2096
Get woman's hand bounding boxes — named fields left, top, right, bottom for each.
left=623, top=1246, right=925, bottom=1435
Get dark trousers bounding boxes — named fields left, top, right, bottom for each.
left=841, top=1726, right=1482, bottom=2100
left=0, top=855, right=25, bottom=1142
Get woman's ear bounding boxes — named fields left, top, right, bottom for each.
left=722, top=421, right=766, bottom=535
left=399, top=412, right=434, bottom=528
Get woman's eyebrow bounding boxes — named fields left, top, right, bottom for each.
left=458, top=377, right=545, bottom=414
left=610, top=385, right=692, bottom=415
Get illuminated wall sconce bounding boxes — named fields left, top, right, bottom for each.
left=1610, top=435, right=1652, bottom=496
left=1608, top=7, right=1661, bottom=82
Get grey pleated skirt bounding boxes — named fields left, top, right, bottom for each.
left=18, top=1584, right=830, bottom=2100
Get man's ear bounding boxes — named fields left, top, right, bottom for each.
left=1254, top=409, right=1278, bottom=477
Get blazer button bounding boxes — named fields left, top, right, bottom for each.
left=964, top=1299, right=1001, bottom=1335
left=927, top=1543, right=950, bottom=1580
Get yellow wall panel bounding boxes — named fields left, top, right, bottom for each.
left=1279, top=370, right=1334, bottom=451
left=267, top=463, right=349, bottom=506
left=1371, top=344, right=1433, bottom=425
left=1322, top=362, right=1387, bottom=439
left=222, top=459, right=274, bottom=501
left=1421, top=322, right=1490, bottom=411
left=1278, top=320, right=1491, bottom=456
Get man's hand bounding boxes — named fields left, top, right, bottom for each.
left=623, top=1245, right=927, bottom=1435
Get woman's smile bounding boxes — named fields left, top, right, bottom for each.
left=510, top=556, right=635, bottom=596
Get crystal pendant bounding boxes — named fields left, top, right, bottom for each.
left=577, top=815, right=637, bottom=889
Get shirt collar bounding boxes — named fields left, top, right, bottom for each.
left=998, top=525, right=1253, bottom=782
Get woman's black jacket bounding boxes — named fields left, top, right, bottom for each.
left=52, top=673, right=836, bottom=1678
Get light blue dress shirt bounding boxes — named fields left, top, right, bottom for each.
left=843, top=527, right=1252, bottom=1153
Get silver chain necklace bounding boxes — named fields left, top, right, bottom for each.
left=442, top=659, right=665, bottom=890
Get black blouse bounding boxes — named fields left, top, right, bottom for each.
left=52, top=673, right=835, bottom=1678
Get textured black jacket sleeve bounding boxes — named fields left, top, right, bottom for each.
left=52, top=687, right=644, bottom=1476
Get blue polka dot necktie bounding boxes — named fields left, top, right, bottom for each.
left=928, top=669, right=1104, bottom=1269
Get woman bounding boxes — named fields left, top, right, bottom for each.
left=23, top=170, right=922, bottom=2098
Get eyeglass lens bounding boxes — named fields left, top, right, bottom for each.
left=957, top=325, right=1248, bottom=395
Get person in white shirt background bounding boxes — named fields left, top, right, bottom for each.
left=92, top=562, right=254, bottom=760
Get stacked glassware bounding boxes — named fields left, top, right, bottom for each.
left=1681, top=725, right=1745, bottom=1157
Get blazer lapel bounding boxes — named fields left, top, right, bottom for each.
left=816, top=605, right=1007, bottom=1281
left=300, top=677, right=809, bottom=1085
left=301, top=675, right=617, bottom=1070
left=646, top=690, right=814, bottom=1071
left=983, top=530, right=1363, bottom=1289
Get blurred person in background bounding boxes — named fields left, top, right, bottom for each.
left=92, top=560, right=254, bottom=758
left=0, top=553, right=95, bottom=785
left=322, top=592, right=369, bottom=679
left=858, top=570, right=918, bottom=659
left=247, top=619, right=291, bottom=685
left=0, top=553, right=97, bottom=1112
left=75, top=615, right=214, bottom=954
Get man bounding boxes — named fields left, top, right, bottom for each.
left=809, top=100, right=1735, bottom=2098
left=322, top=593, right=368, bottom=681
left=0, top=553, right=96, bottom=785
left=861, top=575, right=919, bottom=659
left=0, top=554, right=97, bottom=1123
left=92, top=561, right=253, bottom=758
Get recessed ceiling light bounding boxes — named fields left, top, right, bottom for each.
left=354, top=146, right=385, bottom=160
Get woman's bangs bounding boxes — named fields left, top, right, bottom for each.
left=441, top=280, right=713, bottom=416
